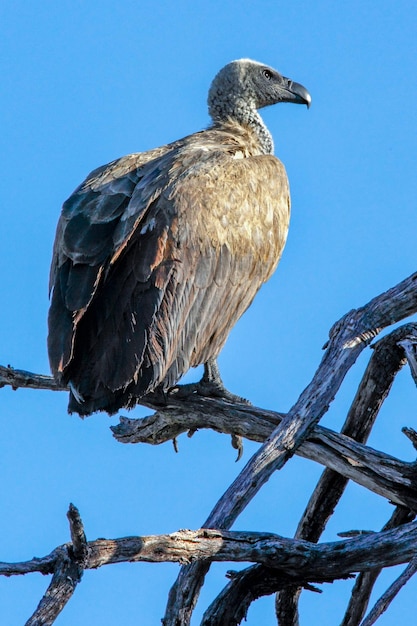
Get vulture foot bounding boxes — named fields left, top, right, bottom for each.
left=173, top=358, right=250, bottom=406
left=172, top=359, right=247, bottom=459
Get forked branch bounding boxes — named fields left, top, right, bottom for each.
left=164, top=272, right=417, bottom=625
left=1, top=272, right=417, bottom=625
left=4, top=504, right=417, bottom=625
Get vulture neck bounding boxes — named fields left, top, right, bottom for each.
left=212, top=107, right=274, bottom=155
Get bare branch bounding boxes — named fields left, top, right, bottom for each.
left=199, top=518, right=417, bottom=625
left=3, top=518, right=417, bottom=581
left=2, top=276, right=417, bottom=625
left=276, top=325, right=411, bottom=624
left=113, top=398, right=417, bottom=511
left=341, top=506, right=415, bottom=626
left=5, top=358, right=417, bottom=516
left=0, top=552, right=59, bottom=577
left=5, top=360, right=417, bottom=514
left=67, top=503, right=89, bottom=566
left=0, top=365, right=66, bottom=392
left=25, top=546, right=82, bottom=626
left=204, top=277, right=417, bottom=528
left=164, top=272, right=417, bottom=625
left=23, top=504, right=88, bottom=626
left=403, top=426, right=417, bottom=451
left=360, top=555, right=417, bottom=626
left=201, top=565, right=324, bottom=626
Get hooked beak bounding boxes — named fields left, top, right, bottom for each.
left=282, top=78, right=311, bottom=108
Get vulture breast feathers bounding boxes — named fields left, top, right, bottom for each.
left=48, top=59, right=310, bottom=415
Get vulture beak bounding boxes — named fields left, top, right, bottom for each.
left=282, top=78, right=311, bottom=108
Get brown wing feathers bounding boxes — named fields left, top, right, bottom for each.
left=47, top=59, right=309, bottom=415
left=48, top=137, right=290, bottom=415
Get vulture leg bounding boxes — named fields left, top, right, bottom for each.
left=174, top=357, right=249, bottom=405
left=173, top=358, right=246, bottom=460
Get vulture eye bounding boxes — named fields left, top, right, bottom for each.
left=262, top=69, right=273, bottom=80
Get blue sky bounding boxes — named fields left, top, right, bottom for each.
left=1, top=1, right=417, bottom=624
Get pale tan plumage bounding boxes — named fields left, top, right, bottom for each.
left=48, top=59, right=310, bottom=415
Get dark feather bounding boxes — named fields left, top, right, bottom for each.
left=47, top=58, right=309, bottom=415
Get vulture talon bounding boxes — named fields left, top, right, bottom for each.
left=172, top=359, right=251, bottom=405
left=231, top=434, right=244, bottom=461
left=200, top=358, right=251, bottom=405
left=198, top=381, right=250, bottom=406
left=173, top=380, right=249, bottom=405
left=174, top=380, right=251, bottom=405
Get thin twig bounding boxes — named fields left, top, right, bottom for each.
left=402, top=427, right=417, bottom=451
left=67, top=503, right=89, bottom=566
left=341, top=506, right=415, bottom=626
left=359, top=555, right=417, bottom=626
left=0, top=365, right=67, bottom=392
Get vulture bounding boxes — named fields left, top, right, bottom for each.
left=48, top=59, right=311, bottom=416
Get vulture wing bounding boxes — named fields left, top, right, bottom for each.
left=48, top=128, right=290, bottom=414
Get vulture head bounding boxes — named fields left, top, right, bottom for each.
left=208, top=58, right=311, bottom=124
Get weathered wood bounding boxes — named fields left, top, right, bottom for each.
left=24, top=547, right=82, bottom=626
left=67, top=504, right=89, bottom=568
left=3, top=362, right=417, bottom=513
left=5, top=361, right=417, bottom=515
left=360, top=555, right=417, bottom=626
left=341, top=507, right=416, bottom=626
left=202, top=566, right=316, bottom=626
left=3, top=522, right=417, bottom=581
left=0, top=365, right=67, bottom=392
left=23, top=504, right=88, bottom=626
left=113, top=399, right=417, bottom=510
left=2, top=274, right=417, bottom=625
left=200, top=518, right=417, bottom=624
left=163, top=272, right=417, bottom=625
left=276, top=326, right=412, bottom=623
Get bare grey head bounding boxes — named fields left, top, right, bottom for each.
left=208, top=59, right=311, bottom=154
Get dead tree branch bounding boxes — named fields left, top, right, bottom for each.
left=341, top=506, right=416, bottom=626
left=9, top=518, right=417, bottom=577
left=4, top=362, right=417, bottom=512
left=275, top=324, right=412, bottom=625
left=113, top=398, right=417, bottom=511
left=3, top=503, right=417, bottom=625
left=163, top=271, right=417, bottom=625
left=360, top=554, right=417, bottom=626
left=195, top=514, right=417, bottom=626
left=2, top=272, right=417, bottom=625
left=24, top=505, right=88, bottom=626
left=0, top=365, right=67, bottom=392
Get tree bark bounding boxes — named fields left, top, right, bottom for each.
left=2, top=272, right=417, bottom=625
